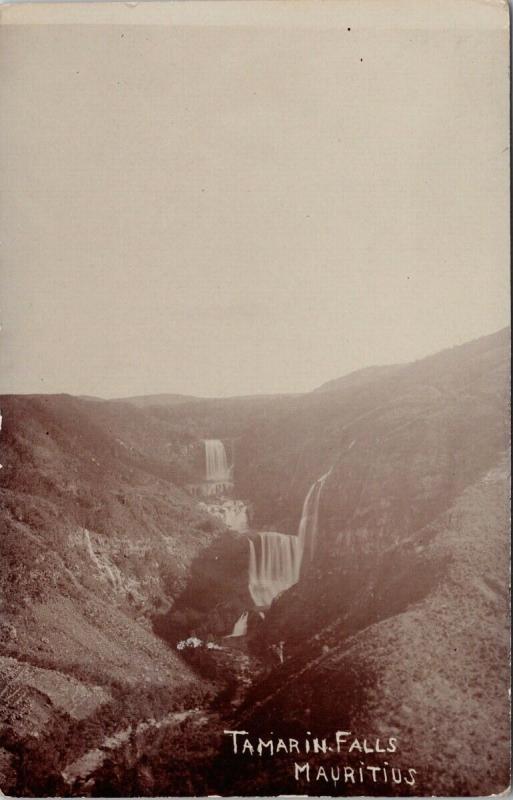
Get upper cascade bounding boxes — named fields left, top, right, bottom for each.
left=204, top=439, right=231, bottom=482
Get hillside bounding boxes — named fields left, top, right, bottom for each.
left=314, top=363, right=405, bottom=394
left=0, top=394, right=223, bottom=794
left=222, top=460, right=510, bottom=796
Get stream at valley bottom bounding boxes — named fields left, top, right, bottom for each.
left=60, top=638, right=267, bottom=796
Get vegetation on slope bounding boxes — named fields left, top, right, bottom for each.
left=0, top=394, right=222, bottom=795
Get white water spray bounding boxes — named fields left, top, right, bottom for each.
left=204, top=439, right=231, bottom=482
left=199, top=499, right=249, bottom=533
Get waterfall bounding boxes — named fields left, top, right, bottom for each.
left=204, top=439, right=230, bottom=482
left=248, top=532, right=303, bottom=607
left=247, top=469, right=331, bottom=607
left=228, top=610, right=248, bottom=637
left=298, top=469, right=332, bottom=561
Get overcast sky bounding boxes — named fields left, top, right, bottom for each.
left=0, top=2, right=509, bottom=398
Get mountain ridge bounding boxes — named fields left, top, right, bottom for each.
left=4, top=327, right=507, bottom=406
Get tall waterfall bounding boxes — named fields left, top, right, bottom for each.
left=248, top=531, right=303, bottom=607
left=298, top=469, right=332, bottom=561
left=204, top=439, right=230, bottom=482
left=247, top=469, right=331, bottom=607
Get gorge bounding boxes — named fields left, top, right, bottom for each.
left=193, top=437, right=332, bottom=618
left=0, top=328, right=510, bottom=797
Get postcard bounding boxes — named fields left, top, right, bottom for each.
left=0, top=1, right=510, bottom=796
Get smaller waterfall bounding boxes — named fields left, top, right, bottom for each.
left=248, top=532, right=303, bottom=607
left=228, top=611, right=248, bottom=637
left=204, top=439, right=231, bottom=482
left=298, top=469, right=332, bottom=561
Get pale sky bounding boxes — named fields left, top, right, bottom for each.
left=0, top=2, right=509, bottom=398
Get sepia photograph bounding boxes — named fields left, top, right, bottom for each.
left=0, top=1, right=510, bottom=796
